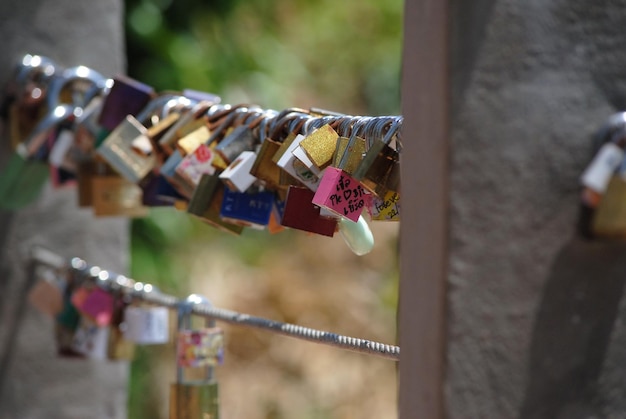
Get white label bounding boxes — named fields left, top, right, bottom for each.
left=580, top=143, right=624, bottom=193
left=292, top=146, right=322, bottom=176
left=49, top=130, right=75, bottom=167
left=71, top=318, right=109, bottom=360
left=277, top=135, right=322, bottom=191
left=219, top=150, right=257, bottom=192
left=123, top=306, right=170, bottom=344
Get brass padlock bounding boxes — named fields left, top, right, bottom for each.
left=91, top=174, right=150, bottom=217
left=170, top=295, right=222, bottom=419
left=250, top=138, right=282, bottom=188
left=107, top=292, right=136, bottom=361
left=187, top=174, right=243, bottom=235
left=591, top=176, right=626, bottom=237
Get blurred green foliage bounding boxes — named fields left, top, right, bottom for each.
left=124, top=0, right=403, bottom=417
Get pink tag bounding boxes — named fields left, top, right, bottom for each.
left=72, top=288, right=115, bottom=327
left=177, top=328, right=224, bottom=367
left=175, top=144, right=216, bottom=185
left=312, top=167, right=367, bottom=222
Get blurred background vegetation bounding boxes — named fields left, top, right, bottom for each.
left=124, top=0, right=403, bottom=417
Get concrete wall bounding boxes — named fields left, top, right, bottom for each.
left=0, top=1, right=130, bottom=417
left=448, top=1, right=626, bottom=418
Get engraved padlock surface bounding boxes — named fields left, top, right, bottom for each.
left=170, top=295, right=221, bottom=419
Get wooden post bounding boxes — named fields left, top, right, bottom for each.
left=398, top=0, right=449, bottom=418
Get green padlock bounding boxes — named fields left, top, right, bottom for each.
left=170, top=294, right=222, bottom=419
left=0, top=152, right=49, bottom=210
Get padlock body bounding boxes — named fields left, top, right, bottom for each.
left=592, top=176, right=626, bottom=237
left=169, top=382, right=219, bottom=419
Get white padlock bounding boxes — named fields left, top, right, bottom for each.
left=123, top=306, right=170, bottom=345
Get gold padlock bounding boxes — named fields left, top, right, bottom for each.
left=91, top=175, right=150, bottom=217
left=170, top=295, right=221, bottom=419
left=592, top=176, right=626, bottom=237
left=107, top=295, right=135, bottom=361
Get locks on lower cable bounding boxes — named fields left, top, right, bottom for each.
left=170, top=294, right=223, bottom=419
left=122, top=282, right=170, bottom=345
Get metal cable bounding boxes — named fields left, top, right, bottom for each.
left=31, top=248, right=400, bottom=361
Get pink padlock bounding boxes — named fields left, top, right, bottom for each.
left=71, top=287, right=114, bottom=327
left=312, top=167, right=368, bottom=222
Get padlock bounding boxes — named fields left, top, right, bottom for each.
left=218, top=150, right=258, bottom=192
left=187, top=174, right=244, bottom=235
left=107, top=292, right=136, bottom=361
left=76, top=157, right=115, bottom=207
left=353, top=117, right=403, bottom=196
left=158, top=101, right=213, bottom=155
left=123, top=304, right=170, bottom=345
left=299, top=123, right=340, bottom=170
left=91, top=174, right=150, bottom=217
left=369, top=190, right=401, bottom=221
left=97, top=115, right=157, bottom=183
left=590, top=176, right=626, bottom=237
left=174, top=143, right=217, bottom=191
left=332, top=135, right=367, bottom=175
left=250, top=138, right=282, bottom=188
left=170, top=295, right=221, bottom=419
left=312, top=123, right=370, bottom=222
left=177, top=125, right=211, bottom=156
left=70, top=284, right=115, bottom=327
left=0, top=152, right=50, bottom=210
left=98, top=75, right=154, bottom=132
left=27, top=266, right=65, bottom=317
left=578, top=113, right=626, bottom=238
left=70, top=315, right=110, bottom=360
left=276, top=133, right=322, bottom=191
left=5, top=55, right=59, bottom=150
left=142, top=174, right=188, bottom=207
left=219, top=187, right=274, bottom=229
left=213, top=124, right=256, bottom=164
left=281, top=186, right=337, bottom=236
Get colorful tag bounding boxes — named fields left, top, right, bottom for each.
left=175, top=143, right=216, bottom=185
left=71, top=287, right=115, bottom=326
left=177, top=328, right=225, bottom=368
left=369, top=190, right=400, bottom=221
left=312, top=167, right=367, bottom=222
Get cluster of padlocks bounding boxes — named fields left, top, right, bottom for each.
left=28, top=247, right=399, bottom=418
left=29, top=248, right=224, bottom=418
left=580, top=112, right=626, bottom=237
left=1, top=54, right=402, bottom=255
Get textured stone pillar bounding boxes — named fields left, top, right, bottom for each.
left=447, top=1, right=626, bottom=418
left=0, top=1, right=129, bottom=417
